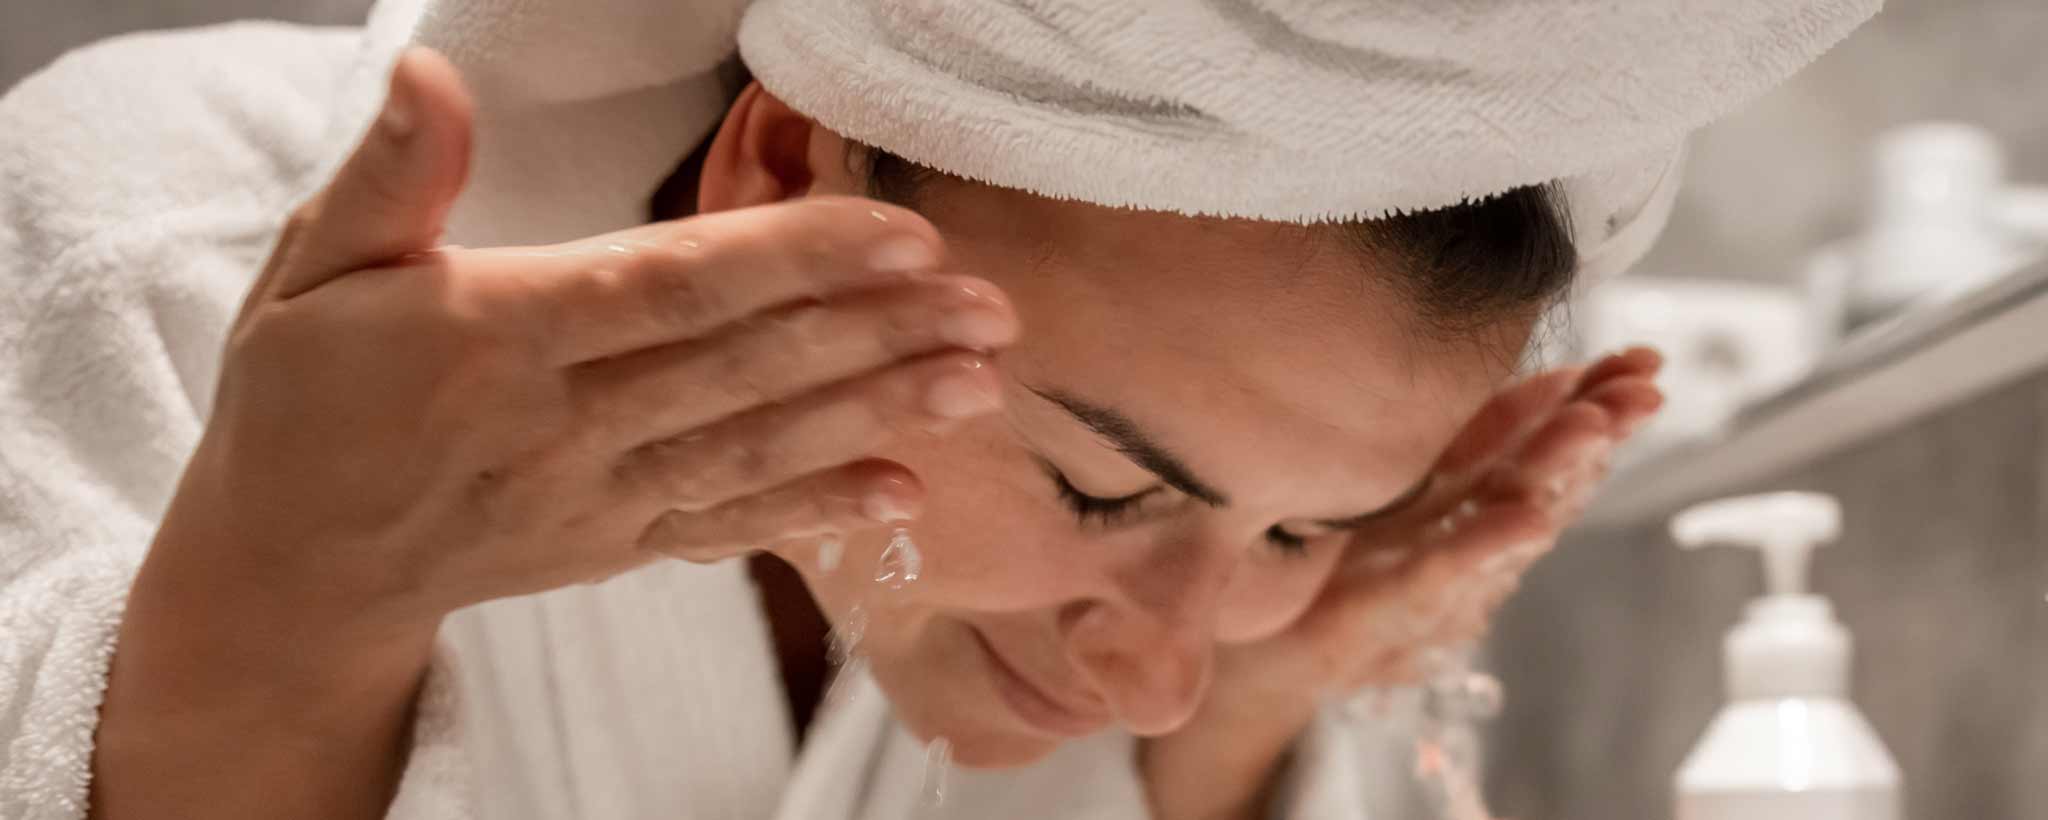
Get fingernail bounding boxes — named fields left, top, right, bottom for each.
left=861, top=492, right=918, bottom=523
left=937, top=306, right=1017, bottom=350
left=926, top=363, right=1002, bottom=419
left=869, top=236, right=939, bottom=272
left=378, top=83, right=415, bottom=139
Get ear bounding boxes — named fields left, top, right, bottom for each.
left=697, top=82, right=863, bottom=213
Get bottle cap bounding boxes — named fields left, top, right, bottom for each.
left=1673, top=492, right=1851, bottom=699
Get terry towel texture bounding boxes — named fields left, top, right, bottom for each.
left=739, top=0, right=1881, bottom=277
left=372, top=0, right=1881, bottom=282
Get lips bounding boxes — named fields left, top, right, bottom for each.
left=971, top=628, right=1112, bottom=737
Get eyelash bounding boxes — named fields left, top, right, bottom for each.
left=1046, top=468, right=1311, bottom=556
left=1049, top=470, right=1151, bottom=527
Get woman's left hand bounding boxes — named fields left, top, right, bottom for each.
left=1140, top=347, right=1664, bottom=820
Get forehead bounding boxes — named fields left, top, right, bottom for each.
left=923, top=185, right=1516, bottom=509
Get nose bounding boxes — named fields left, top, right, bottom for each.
left=1059, top=540, right=1233, bottom=736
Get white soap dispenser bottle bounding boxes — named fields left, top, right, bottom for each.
left=1670, top=492, right=1901, bottom=820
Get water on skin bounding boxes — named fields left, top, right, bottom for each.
left=875, top=528, right=923, bottom=589
left=821, top=601, right=871, bottom=717
left=922, top=737, right=953, bottom=808
left=817, top=537, right=844, bottom=574
left=828, top=604, right=868, bottom=666
left=821, top=655, right=869, bottom=716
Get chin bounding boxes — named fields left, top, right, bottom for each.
left=942, top=728, right=1063, bottom=769
left=885, top=687, right=1066, bottom=769
left=867, top=623, right=1078, bottom=770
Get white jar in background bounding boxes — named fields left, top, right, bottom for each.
left=1578, top=277, right=1818, bottom=455
left=1851, top=121, right=2031, bottom=320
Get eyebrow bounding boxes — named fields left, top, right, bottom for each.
left=1028, top=385, right=1434, bottom=529
left=1027, top=386, right=1231, bottom=508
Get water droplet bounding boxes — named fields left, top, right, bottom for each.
left=816, top=538, right=843, bottom=574
left=921, top=737, right=952, bottom=808
left=828, top=604, right=867, bottom=665
left=1372, top=609, right=1435, bottom=645
left=1459, top=675, right=1504, bottom=720
left=1342, top=686, right=1396, bottom=722
left=1455, top=498, right=1481, bottom=520
left=822, top=655, right=868, bottom=715
left=874, top=528, right=922, bottom=589
left=1412, top=646, right=1505, bottom=820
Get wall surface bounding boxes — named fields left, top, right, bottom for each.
left=1637, top=0, right=2048, bottom=282
left=1489, top=369, right=2048, bottom=820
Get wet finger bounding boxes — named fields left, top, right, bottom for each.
left=1361, top=648, right=1427, bottom=688
left=571, top=276, right=1017, bottom=450
left=1433, top=365, right=1587, bottom=477
left=613, top=352, right=1000, bottom=511
left=635, top=460, right=922, bottom=563
left=524, top=196, right=947, bottom=364
left=1584, top=377, right=1665, bottom=434
left=1481, top=402, right=1610, bottom=503
left=1318, top=501, right=1545, bottom=652
left=1575, top=346, right=1663, bottom=395
left=1414, top=502, right=1551, bottom=587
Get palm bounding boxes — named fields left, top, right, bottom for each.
left=1210, top=349, right=1664, bottom=705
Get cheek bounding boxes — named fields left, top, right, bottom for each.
left=1212, top=540, right=1345, bottom=643
left=862, top=421, right=1101, bottom=613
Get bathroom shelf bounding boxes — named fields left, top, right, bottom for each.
left=1582, top=257, right=2048, bottom=528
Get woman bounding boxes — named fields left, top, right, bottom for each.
left=0, top=1, right=1874, bottom=819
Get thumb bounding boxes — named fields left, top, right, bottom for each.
left=275, top=47, right=473, bottom=299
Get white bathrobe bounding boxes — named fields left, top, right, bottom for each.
left=0, top=15, right=1403, bottom=820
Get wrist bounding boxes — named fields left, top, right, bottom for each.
left=92, top=526, right=442, bottom=818
left=112, top=482, right=447, bottom=738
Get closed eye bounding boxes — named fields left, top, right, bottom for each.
left=1040, top=460, right=1313, bottom=557
left=1043, top=462, right=1159, bottom=527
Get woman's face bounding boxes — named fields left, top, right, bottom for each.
left=778, top=175, right=1531, bottom=767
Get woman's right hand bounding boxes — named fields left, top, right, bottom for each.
left=94, top=48, right=1014, bottom=819
left=163, top=48, right=1016, bottom=636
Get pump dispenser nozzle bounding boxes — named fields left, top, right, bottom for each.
left=1673, top=491, right=1840, bottom=596
left=1671, top=491, right=1848, bottom=700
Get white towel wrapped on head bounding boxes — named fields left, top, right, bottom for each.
left=737, top=0, right=1879, bottom=277
left=376, top=0, right=1878, bottom=281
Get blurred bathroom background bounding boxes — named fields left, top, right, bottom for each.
left=7, top=1, right=2046, bottom=818
left=1489, top=3, right=2048, bottom=820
